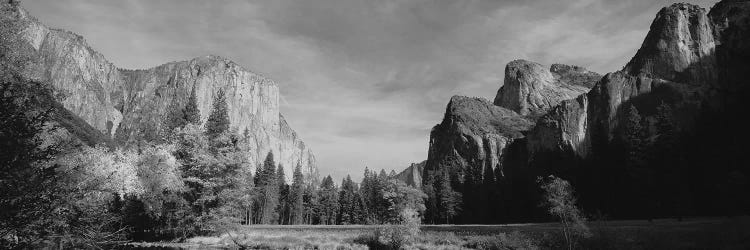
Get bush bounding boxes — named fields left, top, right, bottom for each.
left=354, top=209, right=422, bottom=250
left=465, top=232, right=538, bottom=250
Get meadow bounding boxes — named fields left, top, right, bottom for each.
left=126, top=216, right=750, bottom=249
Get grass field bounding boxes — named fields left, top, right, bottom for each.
left=126, top=217, right=750, bottom=249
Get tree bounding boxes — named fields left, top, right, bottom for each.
left=205, top=89, right=230, bottom=138
left=338, top=175, right=358, bottom=224
left=289, top=164, right=305, bottom=224
left=0, top=77, right=61, bottom=248
left=539, top=176, right=590, bottom=250
left=255, top=152, right=279, bottom=224
left=437, top=171, right=461, bottom=224
left=623, top=104, right=644, bottom=169
left=183, top=85, right=201, bottom=125
left=381, top=179, right=427, bottom=223
left=482, top=165, right=498, bottom=223
left=318, top=175, right=339, bottom=225
left=164, top=100, right=187, bottom=136
left=276, top=164, right=290, bottom=224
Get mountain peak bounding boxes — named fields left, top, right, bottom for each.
left=494, top=59, right=599, bottom=116
left=624, top=2, right=717, bottom=85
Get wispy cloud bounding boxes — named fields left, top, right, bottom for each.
left=25, top=0, right=719, bottom=181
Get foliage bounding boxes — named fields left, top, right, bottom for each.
left=289, top=164, right=305, bottom=224
left=255, top=152, right=279, bottom=224
left=0, top=77, right=62, bottom=248
left=539, top=175, right=590, bottom=250
left=183, top=85, right=201, bottom=125
left=318, top=175, right=339, bottom=225
left=204, top=89, right=230, bottom=138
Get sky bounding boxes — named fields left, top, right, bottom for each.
left=24, top=0, right=719, bottom=182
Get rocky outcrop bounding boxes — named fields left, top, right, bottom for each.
left=1, top=2, right=318, bottom=181
left=395, top=161, right=425, bottom=188
left=624, top=3, right=717, bottom=86
left=425, top=96, right=533, bottom=177
left=493, top=60, right=600, bottom=117
left=528, top=3, right=717, bottom=160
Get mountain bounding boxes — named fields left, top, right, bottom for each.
left=395, top=161, right=425, bottom=188
left=423, top=62, right=599, bottom=187
left=0, top=1, right=318, bottom=182
left=494, top=60, right=600, bottom=117
left=421, top=0, right=750, bottom=223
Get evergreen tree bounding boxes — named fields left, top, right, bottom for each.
left=623, top=104, right=644, bottom=168
left=303, top=184, right=319, bottom=224
left=183, top=85, right=201, bottom=125
left=437, top=171, right=461, bottom=224
left=318, top=175, right=339, bottom=225
left=254, top=152, right=280, bottom=224
left=289, top=164, right=305, bottom=224
left=482, top=165, right=497, bottom=223
left=164, top=100, right=187, bottom=136
left=622, top=105, right=649, bottom=217
left=337, top=175, right=358, bottom=224
left=205, top=89, right=230, bottom=138
left=277, top=164, right=290, bottom=224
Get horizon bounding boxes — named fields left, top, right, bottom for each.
left=24, top=0, right=719, bottom=182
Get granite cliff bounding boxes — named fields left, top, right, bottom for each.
left=421, top=0, right=750, bottom=222
left=424, top=62, right=599, bottom=183
left=528, top=3, right=719, bottom=160
left=494, top=60, right=600, bottom=117
left=1, top=2, right=318, bottom=181
left=394, top=161, right=425, bottom=188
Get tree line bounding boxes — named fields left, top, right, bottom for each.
left=1, top=46, right=425, bottom=247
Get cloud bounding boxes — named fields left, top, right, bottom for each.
left=24, top=0, right=719, bottom=181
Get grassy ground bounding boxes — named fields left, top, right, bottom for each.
left=125, top=217, right=750, bottom=249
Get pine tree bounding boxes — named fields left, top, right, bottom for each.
left=318, top=175, right=339, bottom=225
left=183, top=85, right=201, bottom=125
left=289, top=164, right=305, bottom=224
left=337, top=175, right=357, bottom=224
left=276, top=164, right=290, bottom=224
left=624, top=104, right=644, bottom=168
left=164, top=100, right=187, bottom=135
left=205, top=89, right=230, bottom=138
left=438, top=171, right=461, bottom=224
left=482, top=165, right=497, bottom=223
left=256, top=152, right=279, bottom=224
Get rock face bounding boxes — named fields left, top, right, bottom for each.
left=423, top=61, right=597, bottom=180
left=493, top=60, right=600, bottom=117
left=624, top=3, right=717, bottom=86
left=395, top=161, right=425, bottom=188
left=420, top=1, right=750, bottom=222
left=528, top=3, right=717, bottom=160
left=425, top=96, right=533, bottom=177
left=2, top=3, right=318, bottom=181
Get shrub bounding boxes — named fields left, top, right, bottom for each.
left=465, top=232, right=538, bottom=250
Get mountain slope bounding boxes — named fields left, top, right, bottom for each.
left=421, top=0, right=750, bottom=222
left=1, top=1, right=318, bottom=181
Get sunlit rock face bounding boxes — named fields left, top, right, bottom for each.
left=493, top=60, right=600, bottom=117
left=625, top=3, right=717, bottom=87
left=425, top=96, right=533, bottom=178
left=395, top=161, right=425, bottom=188
left=117, top=56, right=318, bottom=182
left=426, top=3, right=725, bottom=176
left=527, top=3, right=722, bottom=161
left=2, top=3, right=318, bottom=182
